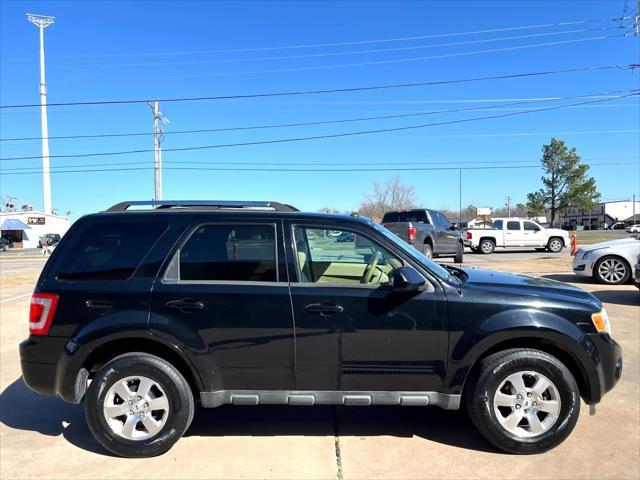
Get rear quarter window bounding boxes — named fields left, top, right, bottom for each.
left=55, top=221, right=168, bottom=281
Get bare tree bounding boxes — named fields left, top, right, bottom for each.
left=358, top=177, right=418, bottom=219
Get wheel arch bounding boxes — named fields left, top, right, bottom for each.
left=459, top=337, right=592, bottom=405
left=81, top=336, right=204, bottom=400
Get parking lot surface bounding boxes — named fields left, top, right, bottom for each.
left=0, top=252, right=638, bottom=479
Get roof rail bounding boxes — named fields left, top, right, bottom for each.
left=105, top=200, right=299, bottom=213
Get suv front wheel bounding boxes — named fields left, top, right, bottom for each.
left=466, top=348, right=580, bottom=454
left=85, top=352, right=195, bottom=458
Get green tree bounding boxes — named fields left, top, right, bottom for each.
left=526, top=138, right=600, bottom=226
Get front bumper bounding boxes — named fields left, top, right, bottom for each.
left=572, top=255, right=593, bottom=277
left=20, top=335, right=86, bottom=403
left=634, top=264, right=640, bottom=288
left=579, top=333, right=623, bottom=404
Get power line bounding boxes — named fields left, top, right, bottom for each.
left=2, top=90, right=632, bottom=142
left=2, top=161, right=636, bottom=176
left=53, top=26, right=629, bottom=69
left=3, top=156, right=637, bottom=173
left=64, top=34, right=630, bottom=82
left=47, top=15, right=633, bottom=59
left=1, top=64, right=636, bottom=109
left=1, top=91, right=637, bottom=162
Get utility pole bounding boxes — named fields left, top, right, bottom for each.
left=148, top=101, right=169, bottom=201
left=26, top=14, right=55, bottom=215
left=506, top=196, right=512, bottom=218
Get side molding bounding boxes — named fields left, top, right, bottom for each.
left=200, top=390, right=461, bottom=410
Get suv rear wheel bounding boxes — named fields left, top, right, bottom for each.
left=85, top=352, right=195, bottom=458
left=466, top=348, right=580, bottom=454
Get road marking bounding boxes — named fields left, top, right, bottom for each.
left=0, top=292, right=32, bottom=304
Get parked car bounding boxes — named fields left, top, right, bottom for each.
left=573, top=237, right=640, bottom=285
left=38, top=233, right=61, bottom=248
left=381, top=209, right=463, bottom=262
left=625, top=224, right=640, bottom=233
left=336, top=231, right=354, bottom=242
left=634, top=254, right=640, bottom=289
left=607, top=222, right=626, bottom=230
left=0, top=237, right=12, bottom=251
left=464, top=218, right=569, bottom=254
left=20, top=200, right=622, bottom=457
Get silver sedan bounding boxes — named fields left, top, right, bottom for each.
left=573, top=237, right=640, bottom=285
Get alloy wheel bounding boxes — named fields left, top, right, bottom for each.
left=103, top=375, right=170, bottom=441
left=597, top=258, right=628, bottom=284
left=493, top=370, right=561, bottom=439
left=549, top=239, right=562, bottom=252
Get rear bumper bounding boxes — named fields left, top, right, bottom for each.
left=20, top=336, right=86, bottom=403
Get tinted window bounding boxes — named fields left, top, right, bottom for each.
left=57, top=221, right=167, bottom=281
left=180, top=224, right=276, bottom=282
left=294, top=227, right=402, bottom=285
left=523, top=221, right=541, bottom=231
left=507, top=221, right=521, bottom=231
left=432, top=212, right=450, bottom=229
left=492, top=220, right=503, bottom=229
left=396, top=211, right=429, bottom=223
left=381, top=212, right=398, bottom=223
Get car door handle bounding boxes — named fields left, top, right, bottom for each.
left=84, top=299, right=114, bottom=310
left=305, top=303, right=344, bottom=316
left=166, top=299, right=204, bottom=312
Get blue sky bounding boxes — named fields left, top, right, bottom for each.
left=1, top=0, right=638, bottom=219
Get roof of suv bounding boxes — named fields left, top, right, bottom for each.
left=100, top=200, right=373, bottom=225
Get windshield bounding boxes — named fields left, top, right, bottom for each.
left=369, top=221, right=459, bottom=284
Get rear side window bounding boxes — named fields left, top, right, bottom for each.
left=179, top=224, right=276, bottom=282
left=507, top=221, right=521, bottom=231
left=57, top=221, right=167, bottom=281
left=381, top=212, right=398, bottom=223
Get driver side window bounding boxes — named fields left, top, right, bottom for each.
left=293, top=227, right=403, bottom=285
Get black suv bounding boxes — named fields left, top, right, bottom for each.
left=20, top=200, right=622, bottom=458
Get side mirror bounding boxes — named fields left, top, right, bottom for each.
left=450, top=223, right=458, bottom=230
left=392, top=266, right=426, bottom=293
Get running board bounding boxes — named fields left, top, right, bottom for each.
left=200, top=390, right=461, bottom=410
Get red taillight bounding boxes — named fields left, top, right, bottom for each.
left=466, top=232, right=472, bottom=240
left=408, top=226, right=416, bottom=242
left=29, top=293, right=58, bottom=335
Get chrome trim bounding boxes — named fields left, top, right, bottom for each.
left=200, top=390, right=461, bottom=410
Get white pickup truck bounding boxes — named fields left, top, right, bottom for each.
left=464, top=218, right=569, bottom=254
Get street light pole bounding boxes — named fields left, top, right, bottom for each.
left=26, top=14, right=55, bottom=215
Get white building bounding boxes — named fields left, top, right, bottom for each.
left=561, top=200, right=640, bottom=229
left=0, top=211, right=71, bottom=249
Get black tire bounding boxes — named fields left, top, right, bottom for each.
left=479, top=239, right=495, bottom=254
left=421, top=243, right=433, bottom=259
left=85, top=352, right=195, bottom=458
left=547, top=237, right=564, bottom=253
left=465, top=348, right=580, bottom=454
left=593, top=255, right=631, bottom=285
left=454, top=242, right=464, bottom=263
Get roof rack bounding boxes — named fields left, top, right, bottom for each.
left=105, top=200, right=299, bottom=213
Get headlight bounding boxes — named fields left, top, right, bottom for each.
left=591, top=308, right=612, bottom=335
